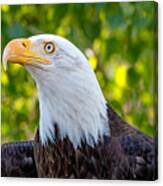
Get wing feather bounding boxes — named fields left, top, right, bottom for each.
left=1, top=140, right=37, bottom=177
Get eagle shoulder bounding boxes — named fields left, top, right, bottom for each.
left=108, top=105, right=158, bottom=180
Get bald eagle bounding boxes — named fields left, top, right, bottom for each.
left=2, top=34, right=157, bottom=180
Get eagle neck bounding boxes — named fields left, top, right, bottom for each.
left=32, top=67, right=110, bottom=148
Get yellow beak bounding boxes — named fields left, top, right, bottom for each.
left=2, top=38, right=52, bottom=71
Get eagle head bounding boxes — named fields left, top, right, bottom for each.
left=3, top=34, right=109, bottom=148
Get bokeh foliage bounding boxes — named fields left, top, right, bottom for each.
left=1, top=2, right=157, bottom=143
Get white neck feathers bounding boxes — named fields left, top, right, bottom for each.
left=34, top=66, right=109, bottom=148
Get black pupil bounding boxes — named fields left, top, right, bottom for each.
left=47, top=45, right=52, bottom=50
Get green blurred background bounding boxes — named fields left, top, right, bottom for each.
left=1, top=2, right=157, bottom=143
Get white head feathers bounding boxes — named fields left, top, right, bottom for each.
left=7, top=34, right=110, bottom=148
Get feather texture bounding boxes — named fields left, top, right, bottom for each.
left=108, top=105, right=158, bottom=180
left=33, top=105, right=157, bottom=179
left=1, top=141, right=37, bottom=177
left=34, top=129, right=130, bottom=179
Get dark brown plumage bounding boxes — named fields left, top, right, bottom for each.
left=1, top=105, right=157, bottom=180
left=108, top=105, right=158, bottom=180
left=34, top=128, right=130, bottom=179
left=1, top=141, right=37, bottom=177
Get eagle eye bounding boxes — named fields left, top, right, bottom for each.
left=44, top=42, right=55, bottom=54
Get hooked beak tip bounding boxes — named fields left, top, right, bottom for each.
left=2, top=47, right=9, bottom=71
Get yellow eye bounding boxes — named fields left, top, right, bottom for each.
left=44, top=42, right=55, bottom=54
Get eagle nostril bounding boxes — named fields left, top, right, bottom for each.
left=22, top=42, right=27, bottom=48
